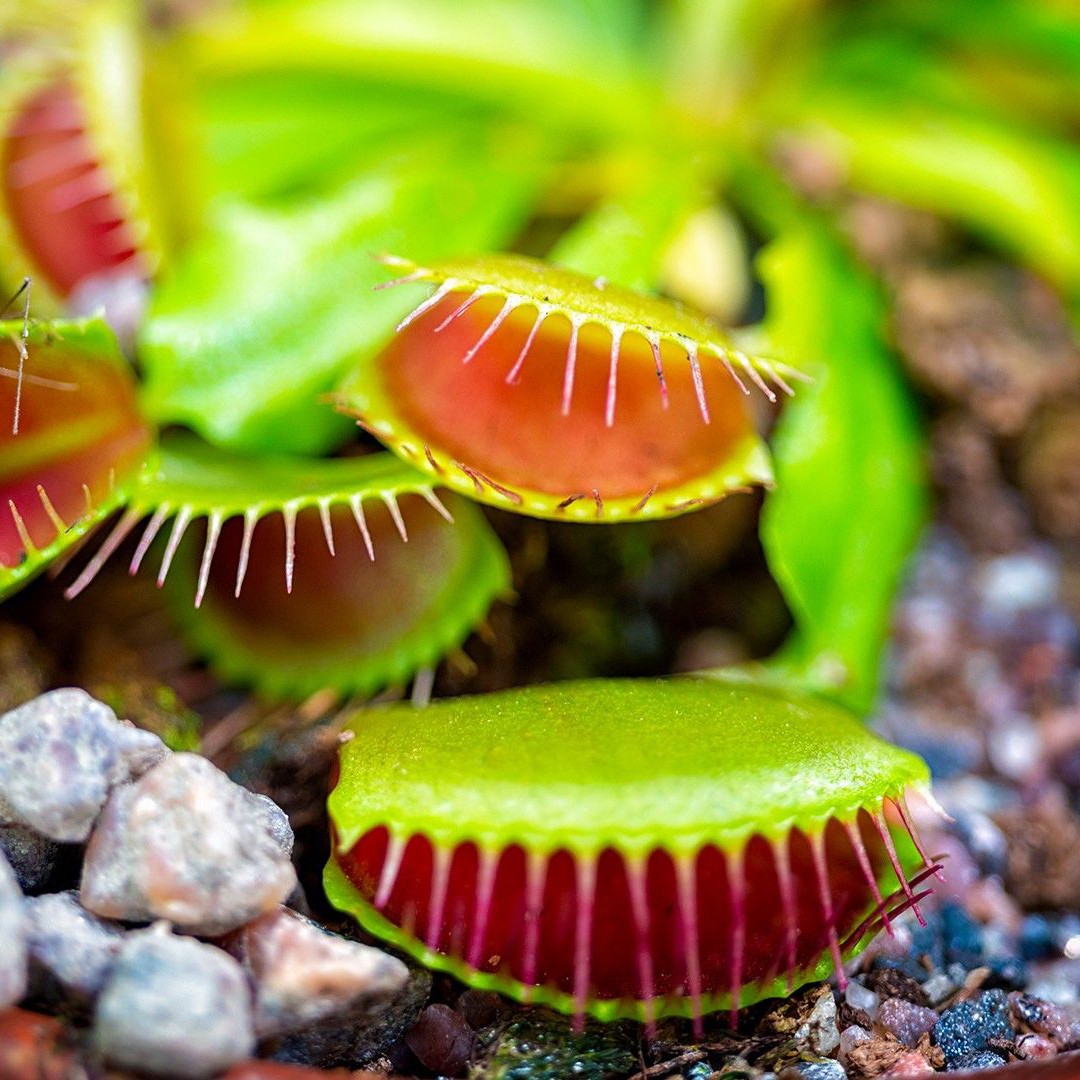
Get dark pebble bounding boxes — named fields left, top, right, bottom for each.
left=404, top=1003, right=476, bottom=1077
left=865, top=968, right=931, bottom=1007
left=985, top=954, right=1027, bottom=989
left=934, top=989, right=1014, bottom=1068
left=871, top=954, right=933, bottom=984
left=1020, top=915, right=1056, bottom=962
left=953, top=1049, right=1007, bottom=1071
left=941, top=902, right=986, bottom=968
left=0, top=822, right=59, bottom=893
left=454, top=989, right=503, bottom=1030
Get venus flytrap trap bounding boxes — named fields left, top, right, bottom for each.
left=56, top=430, right=510, bottom=701
left=337, top=252, right=792, bottom=523
left=325, top=680, right=940, bottom=1031
left=0, top=0, right=196, bottom=314
left=0, top=316, right=152, bottom=600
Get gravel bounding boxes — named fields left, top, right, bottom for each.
left=25, top=890, right=125, bottom=1003
left=80, top=752, right=297, bottom=935
left=0, top=688, right=166, bottom=841
left=0, top=820, right=60, bottom=892
left=877, top=997, right=938, bottom=1048
left=932, top=990, right=1014, bottom=1068
left=225, top=905, right=407, bottom=1038
left=0, top=850, right=27, bottom=1008
left=404, top=1003, right=477, bottom=1076
left=93, top=927, right=255, bottom=1078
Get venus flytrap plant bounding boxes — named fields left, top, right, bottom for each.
left=8, top=0, right=1080, bottom=1038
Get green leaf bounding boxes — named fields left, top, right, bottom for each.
left=187, top=0, right=668, bottom=144
left=198, top=69, right=491, bottom=203
left=139, top=130, right=551, bottom=455
left=756, top=222, right=927, bottom=713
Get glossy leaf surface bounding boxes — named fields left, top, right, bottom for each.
left=756, top=221, right=926, bottom=712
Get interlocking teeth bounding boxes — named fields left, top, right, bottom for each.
left=384, top=271, right=808, bottom=425
left=60, top=489, right=458, bottom=605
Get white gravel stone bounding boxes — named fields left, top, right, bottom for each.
left=0, top=689, right=167, bottom=841
left=25, top=891, right=124, bottom=1002
left=249, top=792, right=294, bottom=857
left=0, top=849, right=27, bottom=1007
left=94, top=928, right=254, bottom=1079
left=80, top=753, right=296, bottom=935
left=227, top=906, right=408, bottom=1037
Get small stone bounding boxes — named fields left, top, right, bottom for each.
left=922, top=969, right=961, bottom=1007
left=270, top=965, right=431, bottom=1069
left=839, top=1023, right=871, bottom=1064
left=94, top=928, right=255, bottom=1078
left=81, top=753, right=296, bottom=936
left=951, top=812, right=1008, bottom=878
left=975, top=553, right=1060, bottom=617
left=941, top=901, right=985, bottom=968
left=953, top=1049, right=1007, bottom=1071
left=0, top=822, right=59, bottom=892
left=933, top=989, right=1014, bottom=1068
left=249, top=794, right=294, bottom=858
left=877, top=997, right=939, bottom=1048
left=683, top=1062, right=712, bottom=1080
left=1017, top=1034, right=1057, bottom=1059
left=805, top=989, right=840, bottom=1056
left=1026, top=959, right=1080, bottom=1006
left=25, top=891, right=124, bottom=1002
left=454, top=989, right=503, bottom=1030
left=0, top=1008, right=80, bottom=1077
left=405, top=1003, right=476, bottom=1077
left=226, top=906, right=407, bottom=1037
left=787, top=1060, right=845, bottom=1080
left=889, top=1051, right=934, bottom=1076
left=845, top=979, right=881, bottom=1020
left=985, top=954, right=1026, bottom=989
left=0, top=689, right=167, bottom=841
left=0, top=850, right=27, bottom=1007
left=1009, top=992, right=1080, bottom=1049
left=865, top=967, right=930, bottom=1007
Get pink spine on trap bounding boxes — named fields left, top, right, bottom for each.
left=726, top=848, right=746, bottom=1027
left=811, top=830, right=847, bottom=990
